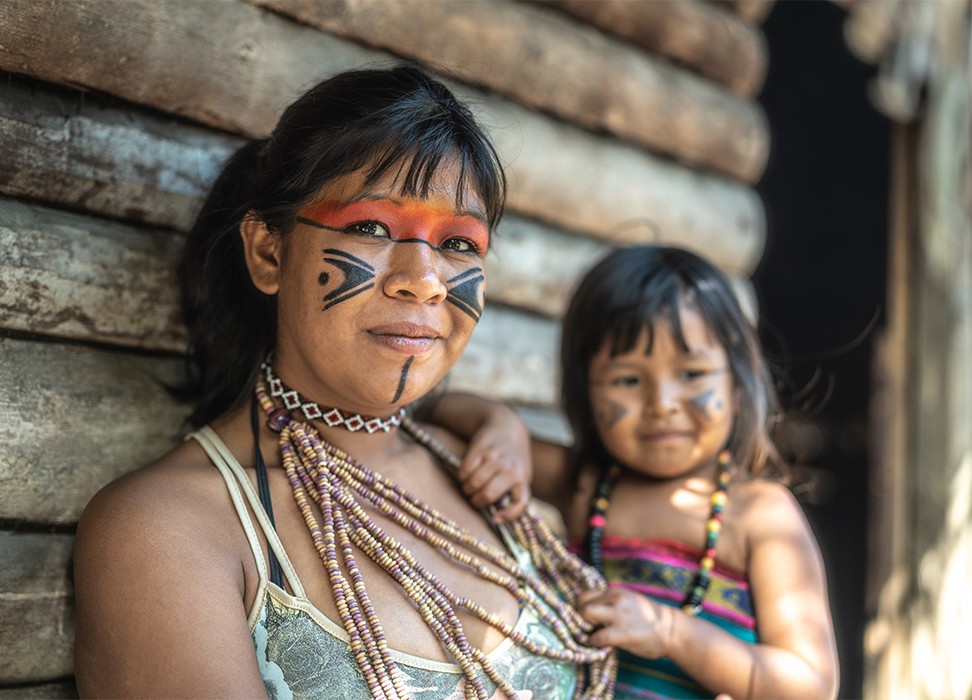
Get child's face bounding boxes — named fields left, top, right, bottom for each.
left=588, top=301, right=735, bottom=480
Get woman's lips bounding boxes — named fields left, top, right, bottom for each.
left=368, top=322, right=441, bottom=354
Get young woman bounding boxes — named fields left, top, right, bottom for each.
left=73, top=64, right=614, bottom=700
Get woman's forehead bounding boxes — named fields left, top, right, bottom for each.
left=311, top=160, right=486, bottom=217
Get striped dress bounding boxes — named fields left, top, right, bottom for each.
left=579, top=536, right=757, bottom=699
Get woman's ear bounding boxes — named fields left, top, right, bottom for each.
left=240, top=211, right=281, bottom=295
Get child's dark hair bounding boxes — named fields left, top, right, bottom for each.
left=560, top=245, right=784, bottom=483
left=179, top=63, right=507, bottom=428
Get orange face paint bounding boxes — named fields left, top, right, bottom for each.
left=299, top=198, right=490, bottom=254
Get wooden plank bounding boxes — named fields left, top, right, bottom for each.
left=0, top=75, right=238, bottom=232
left=0, top=681, right=77, bottom=699
left=535, top=0, right=768, bottom=97
left=487, top=221, right=613, bottom=318
left=0, top=2, right=766, bottom=266
left=451, top=306, right=560, bottom=407
left=477, top=98, right=766, bottom=275
left=722, top=0, right=777, bottom=25
left=253, top=0, right=769, bottom=182
left=0, top=339, right=190, bottom=524
left=0, top=198, right=186, bottom=351
left=0, top=532, right=74, bottom=683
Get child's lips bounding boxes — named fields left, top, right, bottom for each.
left=640, top=429, right=692, bottom=442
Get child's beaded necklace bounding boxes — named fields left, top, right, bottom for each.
left=585, top=450, right=732, bottom=615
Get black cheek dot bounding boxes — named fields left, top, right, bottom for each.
left=318, top=272, right=330, bottom=286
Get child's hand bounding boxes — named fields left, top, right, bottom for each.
left=456, top=406, right=532, bottom=523
left=577, top=587, right=676, bottom=659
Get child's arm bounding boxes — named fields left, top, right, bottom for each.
left=578, top=481, right=839, bottom=699
left=424, top=392, right=570, bottom=523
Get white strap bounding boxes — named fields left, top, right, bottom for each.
left=189, top=427, right=307, bottom=601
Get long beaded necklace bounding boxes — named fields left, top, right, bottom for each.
left=585, top=450, right=731, bottom=616
left=255, top=379, right=617, bottom=699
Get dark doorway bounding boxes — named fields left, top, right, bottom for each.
left=754, top=2, right=890, bottom=697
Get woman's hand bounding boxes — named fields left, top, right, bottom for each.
left=455, top=402, right=533, bottom=523
left=577, top=586, right=676, bottom=659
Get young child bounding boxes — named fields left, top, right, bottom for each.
left=434, top=244, right=839, bottom=699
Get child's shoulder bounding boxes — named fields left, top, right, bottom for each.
left=731, top=477, right=807, bottom=537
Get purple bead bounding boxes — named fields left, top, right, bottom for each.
left=267, top=408, right=291, bottom=433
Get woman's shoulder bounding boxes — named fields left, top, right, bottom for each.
left=75, top=434, right=242, bottom=569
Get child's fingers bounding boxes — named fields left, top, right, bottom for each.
left=489, top=484, right=530, bottom=523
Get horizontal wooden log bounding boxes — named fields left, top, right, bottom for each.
left=535, top=0, right=768, bottom=97
left=253, top=0, right=768, bottom=182
left=477, top=99, right=766, bottom=275
left=487, top=222, right=613, bottom=317
left=723, top=0, right=777, bottom=25
left=0, top=681, right=77, bottom=699
left=0, top=75, right=238, bottom=232
left=0, top=532, right=74, bottom=683
left=0, top=339, right=191, bottom=524
left=0, top=2, right=766, bottom=267
left=0, top=198, right=186, bottom=351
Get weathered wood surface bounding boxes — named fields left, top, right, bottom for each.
left=535, top=0, right=768, bottom=98
left=480, top=100, right=766, bottom=274
left=0, top=681, right=77, bottom=699
left=0, top=532, right=74, bottom=683
left=0, top=198, right=186, bottom=351
left=0, top=76, right=237, bottom=232
left=0, top=339, right=190, bottom=524
left=723, top=0, right=777, bottom=25
left=0, top=2, right=766, bottom=266
left=253, top=0, right=769, bottom=182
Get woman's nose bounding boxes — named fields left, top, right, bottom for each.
left=381, top=241, right=448, bottom=303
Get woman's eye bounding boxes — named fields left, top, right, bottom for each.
left=346, top=221, right=390, bottom=238
left=441, top=237, right=482, bottom=255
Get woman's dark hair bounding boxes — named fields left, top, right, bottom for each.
left=180, top=63, right=507, bottom=427
left=560, top=245, right=784, bottom=483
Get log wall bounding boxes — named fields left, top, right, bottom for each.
left=0, top=0, right=774, bottom=691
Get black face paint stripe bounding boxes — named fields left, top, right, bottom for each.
left=391, top=356, right=414, bottom=404
left=445, top=268, right=484, bottom=322
left=320, top=248, right=377, bottom=310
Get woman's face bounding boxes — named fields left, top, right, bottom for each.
left=246, top=159, right=490, bottom=415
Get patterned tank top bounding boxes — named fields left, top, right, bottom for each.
left=192, top=427, right=578, bottom=699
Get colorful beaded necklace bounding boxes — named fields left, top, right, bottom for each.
left=256, top=379, right=617, bottom=699
left=585, top=450, right=731, bottom=616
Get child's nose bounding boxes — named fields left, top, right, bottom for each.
left=381, top=241, right=448, bottom=303
left=644, top=379, right=680, bottom=416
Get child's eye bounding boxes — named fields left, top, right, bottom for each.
left=679, top=369, right=708, bottom=381
left=441, top=237, right=483, bottom=255
left=345, top=221, right=390, bottom=238
left=610, top=375, right=640, bottom=387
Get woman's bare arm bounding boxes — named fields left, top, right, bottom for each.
left=73, top=458, right=268, bottom=698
